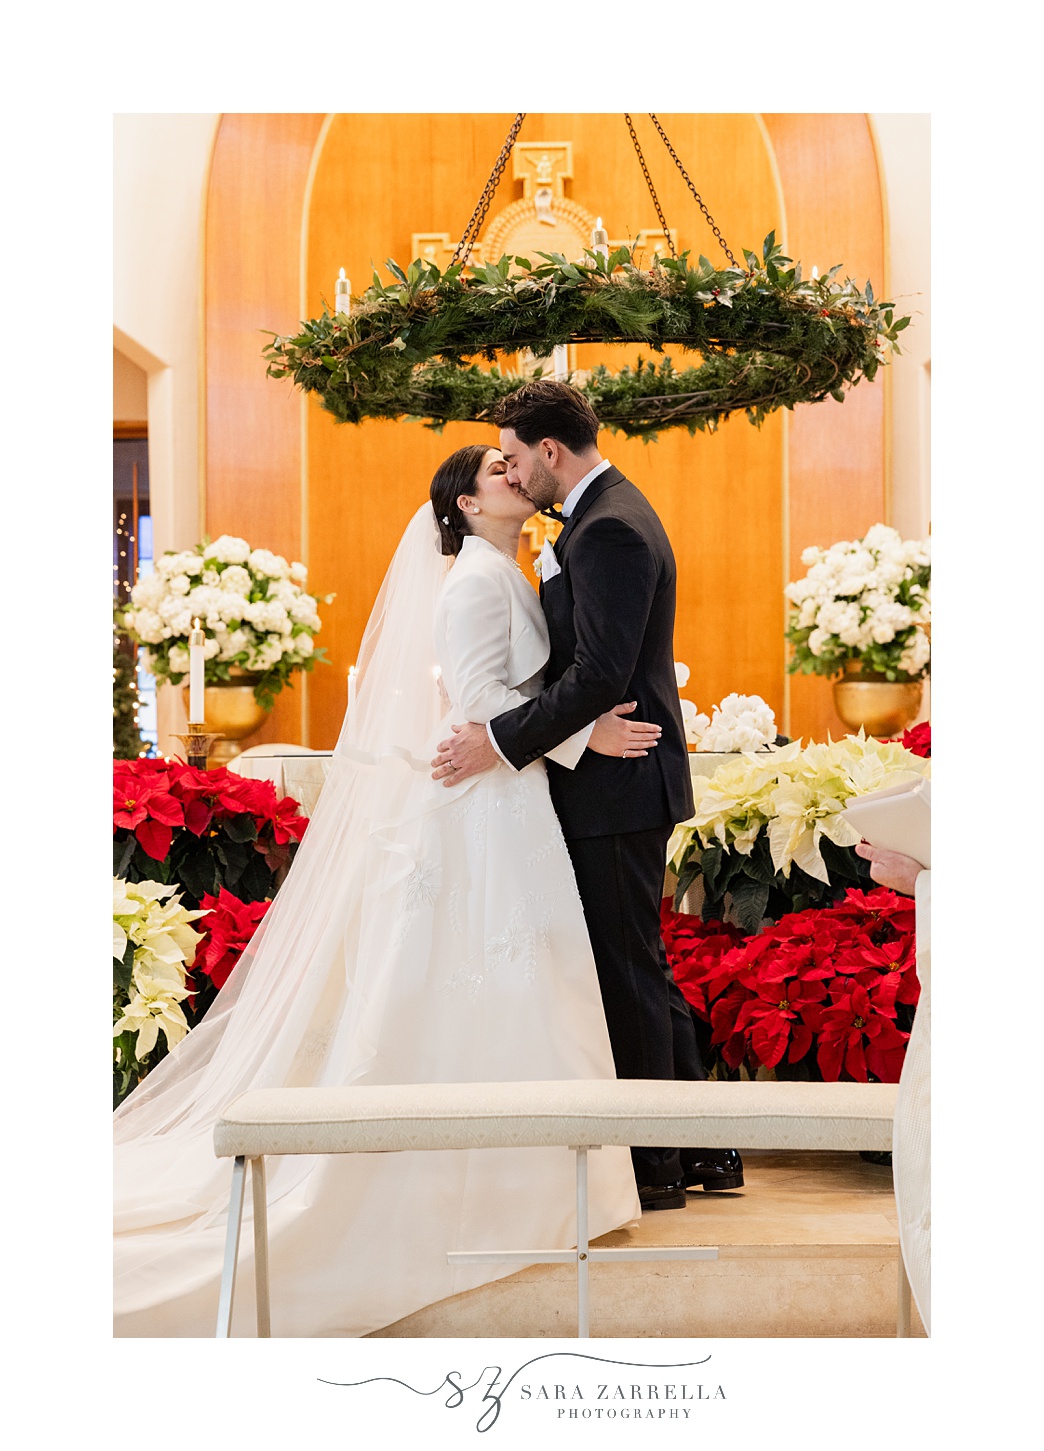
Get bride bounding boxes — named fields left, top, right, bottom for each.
left=114, top=443, right=654, bottom=1337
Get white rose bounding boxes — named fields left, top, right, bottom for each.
left=201, top=568, right=220, bottom=587
left=289, top=561, right=308, bottom=583
left=169, top=550, right=202, bottom=575
left=899, top=630, right=930, bottom=675
left=247, top=639, right=283, bottom=671
left=128, top=607, right=165, bottom=644
left=800, top=545, right=822, bottom=567
left=216, top=593, right=251, bottom=624
left=674, top=661, right=691, bottom=688
left=292, top=632, right=314, bottom=658
left=862, top=523, right=902, bottom=552
left=868, top=601, right=913, bottom=644
left=816, top=600, right=850, bottom=635
left=288, top=593, right=319, bottom=623
left=219, top=628, right=252, bottom=660
left=168, top=645, right=190, bottom=674
left=206, top=535, right=251, bottom=566
left=219, top=565, right=252, bottom=595
left=807, top=626, right=830, bottom=656
left=130, top=574, right=166, bottom=609
left=248, top=548, right=290, bottom=579
left=168, top=573, right=191, bottom=597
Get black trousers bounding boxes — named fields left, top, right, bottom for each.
left=565, top=824, right=707, bottom=1186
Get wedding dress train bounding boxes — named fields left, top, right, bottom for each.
left=114, top=511, right=639, bottom=1337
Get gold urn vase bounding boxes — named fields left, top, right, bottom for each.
left=832, top=661, right=924, bottom=739
left=181, top=670, right=270, bottom=767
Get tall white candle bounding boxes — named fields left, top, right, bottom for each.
left=553, top=344, right=569, bottom=380
left=346, top=664, right=359, bottom=737
left=591, top=215, right=609, bottom=262
left=335, top=267, right=351, bottom=316
left=189, top=618, right=205, bottom=724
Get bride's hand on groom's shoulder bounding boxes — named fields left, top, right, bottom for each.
left=589, top=702, right=662, bottom=759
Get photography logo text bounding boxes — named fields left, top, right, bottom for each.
left=320, top=1352, right=725, bottom=1431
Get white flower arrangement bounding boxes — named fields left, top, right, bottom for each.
left=698, top=693, right=777, bottom=752
left=785, top=523, right=930, bottom=681
left=113, top=879, right=207, bottom=1063
left=120, top=536, right=333, bottom=707
left=674, top=665, right=776, bottom=751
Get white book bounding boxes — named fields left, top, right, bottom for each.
left=841, top=776, right=931, bottom=869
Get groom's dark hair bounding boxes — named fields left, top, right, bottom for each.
left=493, top=379, right=600, bottom=456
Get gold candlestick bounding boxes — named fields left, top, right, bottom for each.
left=172, top=723, right=224, bottom=770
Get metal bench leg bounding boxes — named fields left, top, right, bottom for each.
left=575, top=1146, right=590, bottom=1338
left=217, top=1155, right=248, bottom=1337
left=897, top=1251, right=912, bottom=1338
left=251, top=1156, right=271, bottom=1337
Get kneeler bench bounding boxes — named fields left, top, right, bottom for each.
left=213, top=1077, right=909, bottom=1339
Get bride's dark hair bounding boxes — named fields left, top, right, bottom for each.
left=430, top=444, right=492, bottom=556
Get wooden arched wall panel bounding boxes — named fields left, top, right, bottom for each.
left=762, top=114, right=887, bottom=743
left=304, top=113, right=784, bottom=748
left=204, top=112, right=325, bottom=745
left=204, top=114, right=889, bottom=753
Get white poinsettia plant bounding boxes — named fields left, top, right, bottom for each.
left=120, top=536, right=332, bottom=708
left=668, top=733, right=929, bottom=886
left=785, top=523, right=930, bottom=681
left=113, top=878, right=207, bottom=1092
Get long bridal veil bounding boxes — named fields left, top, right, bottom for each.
left=114, top=504, right=453, bottom=1227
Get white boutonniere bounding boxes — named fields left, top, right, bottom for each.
left=534, top=539, right=561, bottom=581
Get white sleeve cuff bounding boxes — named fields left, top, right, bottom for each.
left=545, top=720, right=595, bottom=770
left=486, top=720, right=518, bottom=771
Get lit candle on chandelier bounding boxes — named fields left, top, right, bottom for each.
left=189, top=618, right=205, bottom=724
left=335, top=267, right=351, bottom=316
left=591, top=216, right=609, bottom=262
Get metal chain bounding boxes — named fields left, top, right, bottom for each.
left=452, top=113, right=526, bottom=266
left=623, top=114, right=677, bottom=259
left=647, top=114, right=739, bottom=268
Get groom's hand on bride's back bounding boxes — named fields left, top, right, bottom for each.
left=432, top=705, right=661, bottom=785
left=431, top=721, right=499, bottom=784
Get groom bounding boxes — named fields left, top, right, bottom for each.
left=431, top=379, right=743, bottom=1209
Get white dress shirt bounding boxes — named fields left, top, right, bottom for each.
left=560, top=457, right=611, bottom=518
left=486, top=459, right=612, bottom=769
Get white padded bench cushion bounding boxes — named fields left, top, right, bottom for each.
left=213, top=1078, right=896, bottom=1158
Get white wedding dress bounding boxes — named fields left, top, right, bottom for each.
left=114, top=511, right=639, bottom=1338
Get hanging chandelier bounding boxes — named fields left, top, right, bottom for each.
left=264, top=115, right=910, bottom=442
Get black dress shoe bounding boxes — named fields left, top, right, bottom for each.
left=682, top=1149, right=744, bottom=1192
left=637, top=1179, right=688, bottom=1212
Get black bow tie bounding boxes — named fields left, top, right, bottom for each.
left=540, top=505, right=563, bottom=520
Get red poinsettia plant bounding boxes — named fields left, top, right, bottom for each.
left=113, top=759, right=309, bottom=1087
left=189, top=886, right=272, bottom=992
left=114, top=757, right=307, bottom=903
left=662, top=887, right=919, bottom=1083
left=898, top=720, right=931, bottom=758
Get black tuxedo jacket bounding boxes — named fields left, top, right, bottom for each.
left=491, top=465, right=695, bottom=839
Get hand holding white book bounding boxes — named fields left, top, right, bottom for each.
left=841, top=776, right=931, bottom=870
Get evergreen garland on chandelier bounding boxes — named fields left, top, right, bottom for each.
left=264, top=234, right=910, bottom=441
